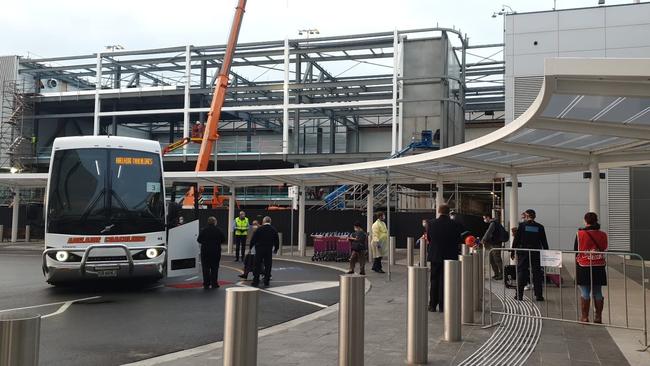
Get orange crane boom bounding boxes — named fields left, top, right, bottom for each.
left=195, top=0, right=247, bottom=172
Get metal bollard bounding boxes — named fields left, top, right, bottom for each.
left=461, top=244, right=470, bottom=256
left=407, top=237, right=414, bottom=267
left=0, top=312, right=40, bottom=366
left=389, top=236, right=396, bottom=265
left=460, top=254, right=474, bottom=324
left=278, top=232, right=284, bottom=255
left=472, top=251, right=480, bottom=311
left=443, top=260, right=461, bottom=342
left=419, top=237, right=427, bottom=267
left=223, top=287, right=259, bottom=366
left=339, top=274, right=365, bottom=366
left=25, top=225, right=30, bottom=242
left=407, top=266, right=428, bottom=365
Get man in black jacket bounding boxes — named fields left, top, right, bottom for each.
left=197, top=216, right=226, bottom=289
left=512, top=209, right=549, bottom=301
left=427, top=204, right=465, bottom=312
left=250, top=216, right=279, bottom=287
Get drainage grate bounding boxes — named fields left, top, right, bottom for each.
left=459, top=283, right=542, bottom=366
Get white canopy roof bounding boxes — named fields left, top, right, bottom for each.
left=2, top=58, right=650, bottom=188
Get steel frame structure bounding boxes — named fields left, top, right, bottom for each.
left=14, top=28, right=506, bottom=166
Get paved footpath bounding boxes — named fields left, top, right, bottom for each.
left=127, top=252, right=647, bottom=366
left=2, top=243, right=645, bottom=365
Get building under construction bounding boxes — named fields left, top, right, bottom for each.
left=0, top=27, right=505, bottom=215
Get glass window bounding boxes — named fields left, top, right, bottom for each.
left=47, top=149, right=107, bottom=235
left=47, top=148, right=164, bottom=235
left=109, top=149, right=165, bottom=235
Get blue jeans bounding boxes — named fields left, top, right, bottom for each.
left=579, top=285, right=603, bottom=300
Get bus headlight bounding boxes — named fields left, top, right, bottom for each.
left=55, top=251, right=69, bottom=262
left=145, top=248, right=159, bottom=259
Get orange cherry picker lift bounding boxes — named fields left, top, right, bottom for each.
left=163, top=0, right=247, bottom=208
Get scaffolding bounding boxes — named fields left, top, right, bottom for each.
left=0, top=79, right=35, bottom=172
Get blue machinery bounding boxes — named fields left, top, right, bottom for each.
left=323, top=130, right=439, bottom=209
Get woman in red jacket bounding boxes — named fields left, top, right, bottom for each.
left=574, top=212, right=608, bottom=323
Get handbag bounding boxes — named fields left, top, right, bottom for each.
left=577, top=231, right=605, bottom=267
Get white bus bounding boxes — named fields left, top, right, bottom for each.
left=42, top=136, right=199, bottom=285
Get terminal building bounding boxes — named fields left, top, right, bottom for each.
left=0, top=1, right=649, bottom=258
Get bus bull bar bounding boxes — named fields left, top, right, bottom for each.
left=484, top=247, right=647, bottom=348
left=42, top=244, right=167, bottom=278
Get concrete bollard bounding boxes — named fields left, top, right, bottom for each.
left=407, top=266, right=428, bottom=365
left=25, top=225, right=30, bottom=242
left=443, top=260, right=461, bottom=342
left=339, top=274, right=365, bottom=366
left=223, top=288, right=259, bottom=366
left=407, top=237, right=414, bottom=267
left=460, top=254, right=474, bottom=324
left=278, top=232, right=284, bottom=255
left=389, top=236, right=396, bottom=265
left=0, top=312, right=41, bottom=366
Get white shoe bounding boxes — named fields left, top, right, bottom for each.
left=524, top=284, right=531, bottom=291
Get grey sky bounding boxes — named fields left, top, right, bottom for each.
left=0, top=0, right=639, bottom=58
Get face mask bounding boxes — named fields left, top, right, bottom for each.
left=422, top=222, right=427, bottom=228
left=252, top=225, right=258, bottom=229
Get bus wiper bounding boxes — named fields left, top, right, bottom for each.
left=100, top=224, right=115, bottom=234
left=79, top=190, right=106, bottom=224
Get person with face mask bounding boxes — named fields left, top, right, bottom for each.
left=481, top=214, right=507, bottom=280
left=347, top=222, right=367, bottom=275
left=512, top=209, right=548, bottom=301
left=370, top=212, right=388, bottom=273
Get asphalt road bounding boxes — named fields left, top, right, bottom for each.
left=0, top=252, right=342, bottom=365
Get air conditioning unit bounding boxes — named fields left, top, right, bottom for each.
left=40, top=78, right=68, bottom=92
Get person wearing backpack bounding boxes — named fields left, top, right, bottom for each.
left=481, top=214, right=507, bottom=280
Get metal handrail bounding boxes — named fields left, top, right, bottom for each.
left=42, top=245, right=166, bottom=277
left=484, top=247, right=647, bottom=348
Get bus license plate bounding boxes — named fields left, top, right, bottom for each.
left=97, top=270, right=118, bottom=277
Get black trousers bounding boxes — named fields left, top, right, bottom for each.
left=516, top=251, right=544, bottom=298
left=253, top=249, right=273, bottom=284
left=372, top=257, right=383, bottom=271
left=235, top=235, right=247, bottom=260
left=484, top=242, right=504, bottom=276
left=430, top=261, right=444, bottom=310
left=200, top=250, right=221, bottom=287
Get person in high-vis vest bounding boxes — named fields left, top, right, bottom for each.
left=234, top=211, right=249, bottom=262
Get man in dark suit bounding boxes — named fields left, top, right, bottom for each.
left=249, top=216, right=280, bottom=287
left=427, top=204, right=465, bottom=312
left=197, top=216, right=226, bottom=289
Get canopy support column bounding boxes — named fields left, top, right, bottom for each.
left=589, top=158, right=601, bottom=216
left=228, top=187, right=235, bottom=255
left=436, top=181, right=444, bottom=217
left=298, top=185, right=306, bottom=256
left=11, top=188, right=19, bottom=243
left=508, top=173, right=519, bottom=247
left=367, top=185, right=374, bottom=236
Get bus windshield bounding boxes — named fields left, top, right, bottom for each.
left=47, top=148, right=165, bottom=235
